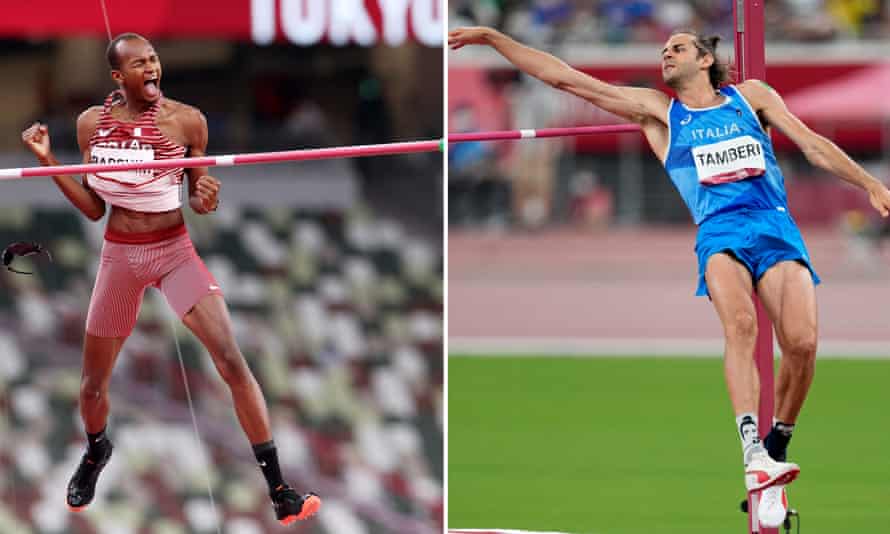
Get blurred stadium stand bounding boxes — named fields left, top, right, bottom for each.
left=0, top=3, right=443, bottom=532
left=449, top=0, right=890, bottom=233
left=0, top=202, right=443, bottom=534
left=450, top=0, right=890, bottom=45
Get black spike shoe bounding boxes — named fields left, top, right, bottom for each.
left=67, top=441, right=113, bottom=511
left=271, top=484, right=321, bottom=525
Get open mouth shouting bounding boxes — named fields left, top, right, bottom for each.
left=143, top=75, right=160, bottom=99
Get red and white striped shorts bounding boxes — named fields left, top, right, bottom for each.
left=85, top=224, right=222, bottom=338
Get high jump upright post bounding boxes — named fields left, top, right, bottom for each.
left=733, top=1, right=778, bottom=533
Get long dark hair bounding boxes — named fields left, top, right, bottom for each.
left=671, top=30, right=732, bottom=89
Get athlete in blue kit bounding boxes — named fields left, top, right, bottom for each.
left=449, top=27, right=890, bottom=527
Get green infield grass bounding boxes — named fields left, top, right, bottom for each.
left=448, top=356, right=890, bottom=534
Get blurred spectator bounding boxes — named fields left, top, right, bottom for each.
left=599, top=0, right=661, bottom=43
left=766, top=0, right=839, bottom=41
left=449, top=103, right=511, bottom=227
left=827, top=0, right=886, bottom=37
left=569, top=169, right=614, bottom=229
left=450, top=0, right=890, bottom=44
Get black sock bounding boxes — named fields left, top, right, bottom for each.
left=253, top=440, right=286, bottom=493
left=775, top=421, right=795, bottom=437
left=764, top=422, right=794, bottom=462
left=86, top=427, right=111, bottom=462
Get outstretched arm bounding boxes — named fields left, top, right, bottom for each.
left=183, top=108, right=219, bottom=214
left=738, top=80, right=890, bottom=217
left=448, top=26, right=669, bottom=125
left=21, top=109, right=106, bottom=221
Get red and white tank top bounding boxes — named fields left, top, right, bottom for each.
left=86, top=91, right=187, bottom=212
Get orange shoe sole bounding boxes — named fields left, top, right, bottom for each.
left=747, top=467, right=800, bottom=493
left=279, top=494, right=321, bottom=525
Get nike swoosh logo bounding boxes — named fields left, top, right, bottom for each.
left=97, top=127, right=115, bottom=137
left=746, top=470, right=771, bottom=483
left=259, top=461, right=267, bottom=467
left=680, top=115, right=692, bottom=126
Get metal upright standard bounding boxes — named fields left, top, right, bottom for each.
left=733, top=2, right=783, bottom=532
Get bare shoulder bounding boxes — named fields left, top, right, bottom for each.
left=76, top=106, right=103, bottom=129
left=163, top=98, right=207, bottom=128
left=163, top=99, right=208, bottom=149
left=627, top=86, right=672, bottom=123
left=75, top=106, right=103, bottom=148
left=736, top=79, right=783, bottom=108
left=162, top=99, right=208, bottom=148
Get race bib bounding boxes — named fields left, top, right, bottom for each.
left=89, top=145, right=155, bottom=185
left=692, top=135, right=766, bottom=185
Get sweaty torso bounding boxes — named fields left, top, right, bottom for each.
left=85, top=97, right=194, bottom=235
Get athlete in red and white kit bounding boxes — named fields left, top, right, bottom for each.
left=21, top=33, right=320, bottom=525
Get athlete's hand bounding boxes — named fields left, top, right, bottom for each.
left=867, top=182, right=890, bottom=218
left=21, top=122, right=51, bottom=162
left=448, top=27, right=494, bottom=50
left=193, top=174, right=220, bottom=214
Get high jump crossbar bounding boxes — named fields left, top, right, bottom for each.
left=0, top=125, right=641, bottom=181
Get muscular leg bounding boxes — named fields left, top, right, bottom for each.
left=67, top=333, right=126, bottom=510
left=81, top=334, right=126, bottom=433
left=705, top=253, right=760, bottom=415
left=182, top=293, right=320, bottom=522
left=181, top=293, right=272, bottom=444
left=756, top=261, right=818, bottom=424
left=706, top=252, right=804, bottom=499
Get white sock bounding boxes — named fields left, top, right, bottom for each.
left=736, top=413, right=764, bottom=466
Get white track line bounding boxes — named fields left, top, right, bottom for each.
left=449, top=336, right=890, bottom=359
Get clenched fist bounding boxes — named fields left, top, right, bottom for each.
left=22, top=122, right=51, bottom=161
left=193, top=174, right=220, bottom=213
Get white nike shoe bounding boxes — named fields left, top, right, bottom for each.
left=745, top=450, right=800, bottom=492
left=758, top=485, right=788, bottom=528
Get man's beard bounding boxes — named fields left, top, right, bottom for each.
left=664, top=71, right=683, bottom=89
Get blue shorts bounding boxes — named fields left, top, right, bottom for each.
left=694, top=208, right=820, bottom=297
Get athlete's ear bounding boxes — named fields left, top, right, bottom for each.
left=110, top=69, right=123, bottom=86
left=699, top=53, right=715, bottom=70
